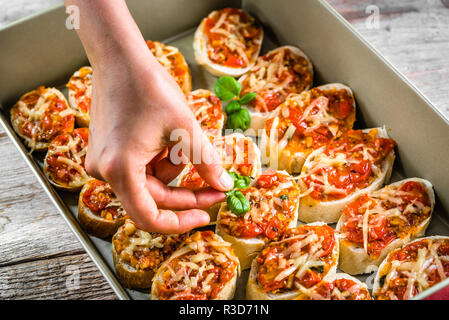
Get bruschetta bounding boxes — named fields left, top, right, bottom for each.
left=216, top=170, right=301, bottom=270
left=43, top=128, right=89, bottom=191
left=337, top=178, right=435, bottom=275
left=193, top=8, right=263, bottom=77
left=295, top=273, right=371, bottom=300
left=112, top=219, right=188, bottom=289
left=246, top=223, right=339, bottom=300
left=177, top=132, right=261, bottom=221
left=66, top=66, right=92, bottom=127
left=373, top=236, right=449, bottom=300
left=78, top=178, right=129, bottom=238
left=297, top=127, right=396, bottom=223
left=10, top=86, right=75, bottom=152
left=146, top=40, right=192, bottom=93
left=151, top=231, right=240, bottom=300
left=239, top=46, right=314, bottom=132
left=185, top=89, right=225, bottom=139
left=260, top=84, right=356, bottom=173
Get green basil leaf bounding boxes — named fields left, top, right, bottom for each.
left=226, top=108, right=251, bottom=131
left=279, top=194, right=289, bottom=201
left=225, top=100, right=242, bottom=115
left=214, top=76, right=241, bottom=101
left=239, top=92, right=257, bottom=105
left=310, top=265, right=324, bottom=273
left=235, top=176, right=251, bottom=189
left=226, top=192, right=243, bottom=214
left=234, top=191, right=250, bottom=215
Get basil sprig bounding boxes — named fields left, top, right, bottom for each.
left=225, top=172, right=251, bottom=216
left=214, top=76, right=256, bottom=131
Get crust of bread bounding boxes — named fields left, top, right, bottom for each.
left=216, top=171, right=300, bottom=270
left=298, top=127, right=395, bottom=224
left=336, top=177, right=435, bottom=275
left=295, top=273, right=370, bottom=300
left=150, top=233, right=239, bottom=300
left=372, top=236, right=449, bottom=298
left=240, top=46, right=314, bottom=135
left=112, top=241, right=155, bottom=289
left=179, top=61, right=192, bottom=94
left=246, top=222, right=339, bottom=299
left=77, top=187, right=127, bottom=238
left=246, top=258, right=300, bottom=300
left=10, top=87, right=74, bottom=151
left=260, top=83, right=355, bottom=172
left=193, top=9, right=263, bottom=77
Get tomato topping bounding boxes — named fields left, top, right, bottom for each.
left=82, top=179, right=112, bottom=211
left=256, top=172, right=279, bottom=188
left=343, top=180, right=432, bottom=258
left=256, top=225, right=336, bottom=293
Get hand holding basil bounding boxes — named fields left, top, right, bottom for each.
left=225, top=172, right=251, bottom=216
left=214, top=76, right=256, bottom=131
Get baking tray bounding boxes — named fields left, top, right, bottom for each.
left=1, top=0, right=449, bottom=300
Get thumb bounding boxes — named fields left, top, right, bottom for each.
left=175, top=114, right=234, bottom=192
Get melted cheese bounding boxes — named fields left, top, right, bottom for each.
left=381, top=239, right=448, bottom=299
left=161, top=234, right=238, bottom=299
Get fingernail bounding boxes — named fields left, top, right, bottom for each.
left=220, top=171, right=234, bottom=190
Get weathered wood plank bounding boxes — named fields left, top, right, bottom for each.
left=0, top=132, right=84, bottom=266
left=0, top=253, right=117, bottom=300
left=327, top=0, right=449, bottom=118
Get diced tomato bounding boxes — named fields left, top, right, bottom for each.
left=82, top=180, right=111, bottom=211
left=337, top=99, right=352, bottom=119
left=299, top=270, right=322, bottom=288
left=349, top=160, right=372, bottom=184
left=257, top=172, right=279, bottom=189
left=226, top=54, right=246, bottom=68
left=236, top=222, right=263, bottom=239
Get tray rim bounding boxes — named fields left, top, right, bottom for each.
left=0, top=0, right=448, bottom=300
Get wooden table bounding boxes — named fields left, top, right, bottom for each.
left=1, top=0, right=448, bottom=299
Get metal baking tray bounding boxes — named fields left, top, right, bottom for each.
left=1, top=0, right=449, bottom=300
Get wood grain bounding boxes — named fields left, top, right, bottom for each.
left=0, top=253, right=116, bottom=300
left=0, top=0, right=448, bottom=299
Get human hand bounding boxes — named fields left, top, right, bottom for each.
left=67, top=0, right=234, bottom=233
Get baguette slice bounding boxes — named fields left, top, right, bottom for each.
left=151, top=231, right=240, bottom=300
left=298, top=127, right=395, bottom=223
left=67, top=66, right=92, bottom=127
left=373, top=236, right=449, bottom=300
left=78, top=178, right=128, bottom=238
left=43, top=128, right=90, bottom=191
left=246, top=222, right=339, bottom=300
left=216, top=170, right=301, bottom=270
left=239, top=46, right=314, bottom=134
left=193, top=8, right=263, bottom=77
left=295, top=273, right=371, bottom=300
left=260, top=83, right=356, bottom=172
left=146, top=40, right=192, bottom=93
left=336, top=178, right=435, bottom=275
left=177, top=133, right=261, bottom=221
left=112, top=220, right=187, bottom=289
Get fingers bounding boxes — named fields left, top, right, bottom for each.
left=145, top=175, right=225, bottom=210
left=100, top=153, right=210, bottom=234
left=177, top=118, right=234, bottom=192
left=150, top=155, right=187, bottom=184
